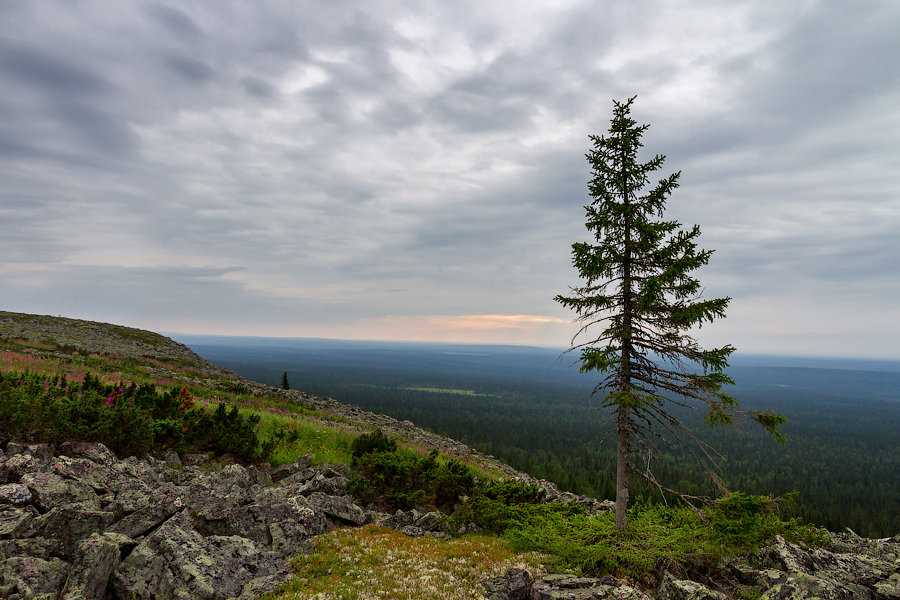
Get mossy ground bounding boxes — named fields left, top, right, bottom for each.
left=261, top=525, right=546, bottom=600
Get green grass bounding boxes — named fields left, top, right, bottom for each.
left=400, top=386, right=499, bottom=397
left=449, top=493, right=829, bottom=580
left=256, top=412, right=357, bottom=466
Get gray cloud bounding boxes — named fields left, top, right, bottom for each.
left=1, top=0, right=898, bottom=357
left=143, top=4, right=201, bottom=39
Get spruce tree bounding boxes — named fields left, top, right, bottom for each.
left=556, top=97, right=784, bottom=530
left=281, top=371, right=290, bottom=391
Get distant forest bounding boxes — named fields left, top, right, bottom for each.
left=176, top=336, right=900, bottom=538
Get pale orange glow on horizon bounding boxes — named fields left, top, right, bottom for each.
left=154, top=313, right=575, bottom=346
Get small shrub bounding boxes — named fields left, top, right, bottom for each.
left=0, top=370, right=265, bottom=462
left=709, top=492, right=787, bottom=551
left=348, top=434, right=477, bottom=512
left=482, top=479, right=547, bottom=505
left=184, top=402, right=262, bottom=461
left=350, top=428, right=397, bottom=458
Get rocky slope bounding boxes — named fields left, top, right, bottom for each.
left=0, top=311, right=219, bottom=368
left=0, top=310, right=527, bottom=478
left=2, top=440, right=898, bottom=600
left=2, top=312, right=898, bottom=599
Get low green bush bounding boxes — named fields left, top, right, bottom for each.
left=350, top=428, right=397, bottom=457
left=0, top=370, right=267, bottom=461
left=482, top=478, right=547, bottom=505
left=449, top=490, right=824, bottom=579
left=347, top=433, right=477, bottom=511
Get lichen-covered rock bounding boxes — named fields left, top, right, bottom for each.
left=190, top=500, right=326, bottom=556
left=751, top=534, right=900, bottom=600
left=657, top=572, right=728, bottom=600
left=307, top=492, right=368, bottom=525
left=874, top=573, right=900, bottom=599
left=6, top=442, right=55, bottom=463
left=109, top=509, right=290, bottom=600
left=20, top=471, right=99, bottom=512
left=531, top=573, right=652, bottom=599
left=482, top=567, right=533, bottom=600
left=295, top=471, right=349, bottom=496
left=32, top=505, right=117, bottom=558
left=762, top=571, right=867, bottom=599
left=0, top=554, right=70, bottom=600
left=1, top=434, right=896, bottom=600
left=0, top=537, right=57, bottom=561
left=60, top=532, right=133, bottom=600
left=106, top=496, right=183, bottom=539
left=0, top=505, right=38, bottom=539
left=57, top=441, right=117, bottom=465
left=0, top=483, right=32, bottom=506
left=0, top=453, right=39, bottom=484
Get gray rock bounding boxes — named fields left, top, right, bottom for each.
left=0, top=483, right=32, bottom=506
left=306, top=492, right=368, bottom=525
left=0, top=453, right=39, bottom=484
left=874, top=573, right=900, bottom=600
left=107, top=496, right=183, bottom=539
left=32, top=506, right=117, bottom=558
left=20, top=471, right=99, bottom=512
left=763, top=571, right=868, bottom=599
left=0, top=555, right=70, bottom=600
left=0, top=537, right=57, bottom=561
left=748, top=534, right=900, bottom=599
left=400, top=525, right=425, bottom=537
left=296, top=471, right=349, bottom=496
left=182, top=453, right=210, bottom=466
left=61, top=532, right=133, bottom=600
left=270, top=454, right=312, bottom=482
left=190, top=500, right=326, bottom=556
left=51, top=455, right=117, bottom=493
left=414, top=510, right=443, bottom=532
left=0, top=505, right=37, bottom=538
left=164, top=450, right=182, bottom=470
left=109, top=509, right=290, bottom=600
left=532, top=573, right=651, bottom=599
left=657, top=572, right=728, bottom=600
left=58, top=441, right=117, bottom=465
left=6, top=442, right=55, bottom=462
left=109, top=478, right=157, bottom=513
left=380, top=508, right=417, bottom=530
left=482, top=567, right=533, bottom=600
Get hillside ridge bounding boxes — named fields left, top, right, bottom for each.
left=0, top=311, right=216, bottom=368
left=0, top=310, right=530, bottom=479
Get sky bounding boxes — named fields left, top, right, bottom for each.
left=2, top=1, right=899, bottom=359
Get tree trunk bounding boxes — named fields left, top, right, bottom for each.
left=615, top=407, right=630, bottom=530
left=615, top=130, right=632, bottom=531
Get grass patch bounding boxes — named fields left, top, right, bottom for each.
left=448, top=493, right=829, bottom=580
left=256, top=412, right=356, bottom=466
left=261, top=525, right=546, bottom=600
left=400, top=387, right=500, bottom=398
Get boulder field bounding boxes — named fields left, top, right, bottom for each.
left=1, top=441, right=898, bottom=600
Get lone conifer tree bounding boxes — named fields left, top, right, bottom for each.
left=281, top=371, right=291, bottom=391
left=556, top=97, right=784, bottom=530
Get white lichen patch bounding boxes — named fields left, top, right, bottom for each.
left=271, top=525, right=547, bottom=600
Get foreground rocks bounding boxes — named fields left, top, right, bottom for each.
left=0, top=441, right=446, bottom=600
left=2, top=439, right=898, bottom=600
left=484, top=531, right=900, bottom=600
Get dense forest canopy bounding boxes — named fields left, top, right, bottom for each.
left=177, top=335, right=900, bottom=538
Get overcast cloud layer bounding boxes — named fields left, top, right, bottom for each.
left=2, top=1, right=899, bottom=359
